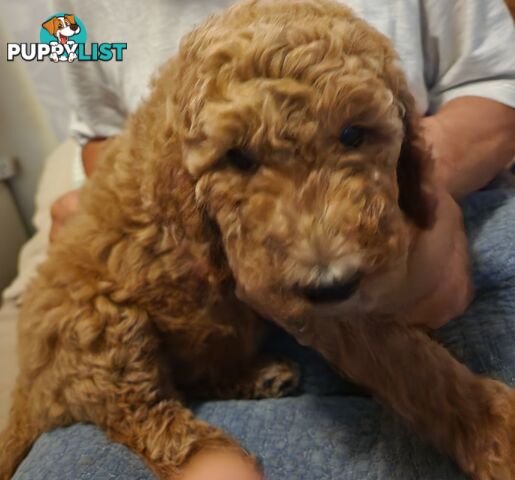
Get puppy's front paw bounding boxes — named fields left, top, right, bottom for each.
left=252, top=358, right=299, bottom=399
left=460, top=385, right=515, bottom=480
left=202, top=356, right=299, bottom=401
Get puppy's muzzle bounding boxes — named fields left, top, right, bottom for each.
left=70, top=24, right=79, bottom=31
left=298, top=272, right=362, bottom=304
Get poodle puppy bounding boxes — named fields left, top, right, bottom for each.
left=1, top=0, right=514, bottom=479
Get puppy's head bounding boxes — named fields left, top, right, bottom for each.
left=42, top=15, right=80, bottom=39
left=169, top=0, right=435, bottom=320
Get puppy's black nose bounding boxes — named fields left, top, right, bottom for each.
left=299, top=273, right=361, bottom=303
left=70, top=24, right=79, bottom=31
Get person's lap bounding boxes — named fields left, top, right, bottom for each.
left=13, top=188, right=515, bottom=480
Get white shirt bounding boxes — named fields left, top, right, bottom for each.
left=52, top=0, right=515, bottom=146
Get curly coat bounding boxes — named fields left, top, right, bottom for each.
left=1, top=1, right=514, bottom=479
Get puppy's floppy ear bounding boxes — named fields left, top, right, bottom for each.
left=64, top=15, right=76, bottom=25
left=396, top=95, right=437, bottom=230
left=183, top=138, right=227, bottom=178
left=181, top=102, right=247, bottom=177
left=150, top=152, right=229, bottom=282
left=42, top=17, right=59, bottom=36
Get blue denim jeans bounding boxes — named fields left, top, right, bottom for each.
left=14, top=188, right=515, bottom=480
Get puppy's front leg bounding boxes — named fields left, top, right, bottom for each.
left=104, top=396, right=260, bottom=479
left=304, top=320, right=515, bottom=480
left=72, top=314, right=263, bottom=480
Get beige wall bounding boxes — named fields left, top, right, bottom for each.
left=0, top=18, right=58, bottom=232
left=0, top=1, right=70, bottom=142
left=0, top=184, right=27, bottom=293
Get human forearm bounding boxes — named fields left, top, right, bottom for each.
left=50, top=137, right=108, bottom=241
left=422, top=96, right=515, bottom=198
left=82, top=138, right=108, bottom=177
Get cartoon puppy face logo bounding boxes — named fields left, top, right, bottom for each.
left=42, top=14, right=81, bottom=62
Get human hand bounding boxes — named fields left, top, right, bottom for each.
left=49, top=189, right=81, bottom=242
left=397, top=188, right=474, bottom=328
left=49, top=138, right=107, bottom=242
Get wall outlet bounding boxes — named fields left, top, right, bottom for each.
left=0, top=156, right=17, bottom=181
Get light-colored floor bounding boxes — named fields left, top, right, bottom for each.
left=0, top=300, right=19, bottom=430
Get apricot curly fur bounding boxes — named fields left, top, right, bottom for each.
left=1, top=1, right=513, bottom=479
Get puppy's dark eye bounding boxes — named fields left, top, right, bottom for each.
left=226, top=148, right=258, bottom=172
left=339, top=126, right=365, bottom=148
